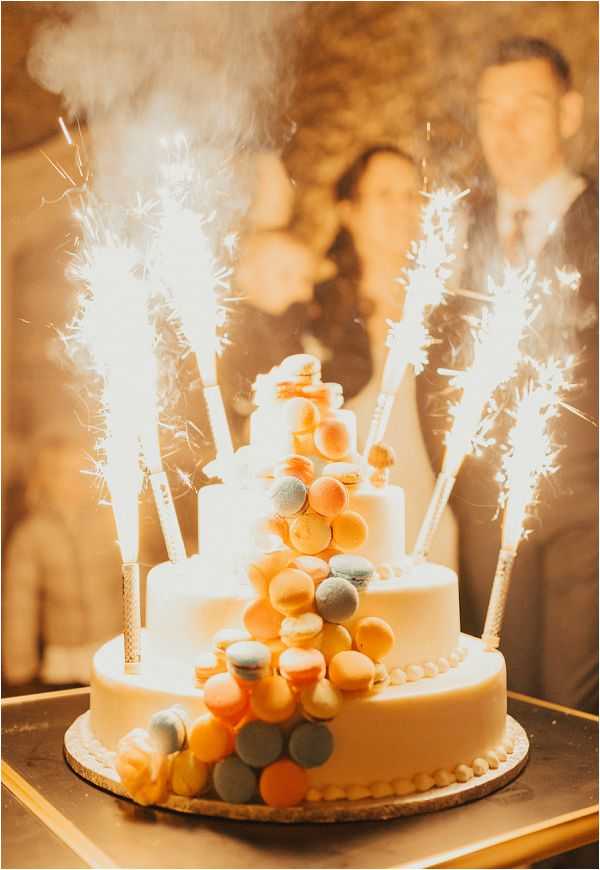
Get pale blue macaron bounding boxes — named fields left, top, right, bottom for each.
left=148, top=705, right=188, bottom=754
left=329, top=554, right=375, bottom=589
left=288, top=722, right=334, bottom=768
left=235, top=721, right=284, bottom=768
left=315, top=576, right=359, bottom=623
left=226, top=640, right=271, bottom=682
left=213, top=756, right=257, bottom=804
left=270, top=476, right=308, bottom=517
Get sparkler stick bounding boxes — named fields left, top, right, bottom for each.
left=103, top=430, right=142, bottom=674
left=482, top=362, right=567, bottom=650
left=155, top=143, right=234, bottom=480
left=363, top=188, right=466, bottom=459
left=413, top=264, right=535, bottom=561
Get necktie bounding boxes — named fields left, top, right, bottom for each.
left=505, top=208, right=530, bottom=267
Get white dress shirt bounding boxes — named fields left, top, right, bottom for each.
left=497, top=167, right=587, bottom=259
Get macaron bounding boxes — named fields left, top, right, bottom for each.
left=194, top=652, right=226, bottom=686
left=279, top=646, right=326, bottom=687
left=243, top=597, right=284, bottom=642
left=226, top=640, right=272, bottom=683
left=300, top=678, right=343, bottom=721
left=290, top=555, right=330, bottom=585
left=331, top=511, right=368, bottom=552
left=329, top=650, right=375, bottom=692
left=330, top=554, right=375, bottom=589
left=148, top=706, right=188, bottom=755
left=280, top=612, right=323, bottom=647
left=280, top=353, right=321, bottom=382
left=274, top=454, right=315, bottom=487
left=318, top=622, right=353, bottom=662
left=250, top=674, right=297, bottom=723
left=203, top=672, right=250, bottom=723
left=246, top=549, right=294, bottom=597
left=269, top=476, right=308, bottom=517
left=235, top=720, right=285, bottom=768
left=289, top=513, right=332, bottom=555
left=353, top=616, right=395, bottom=661
left=314, top=576, right=359, bottom=623
left=259, top=759, right=308, bottom=807
left=314, top=419, right=350, bottom=461
left=189, top=714, right=234, bottom=763
left=212, top=628, right=252, bottom=664
left=269, top=568, right=314, bottom=615
left=289, top=722, right=334, bottom=768
left=169, top=749, right=209, bottom=798
left=322, top=462, right=362, bottom=487
left=213, top=756, right=257, bottom=804
left=308, top=476, right=349, bottom=518
left=284, top=397, right=320, bottom=434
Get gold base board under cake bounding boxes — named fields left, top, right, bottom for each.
left=64, top=712, right=528, bottom=823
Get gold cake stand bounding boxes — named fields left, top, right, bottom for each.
left=64, top=711, right=529, bottom=823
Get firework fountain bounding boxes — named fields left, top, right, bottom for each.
left=412, top=264, right=536, bottom=561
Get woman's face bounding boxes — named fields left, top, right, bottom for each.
left=342, top=153, right=421, bottom=258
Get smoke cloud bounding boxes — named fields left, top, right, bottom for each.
left=29, top=1, right=304, bottom=233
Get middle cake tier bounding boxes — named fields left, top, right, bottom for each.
left=145, top=556, right=460, bottom=670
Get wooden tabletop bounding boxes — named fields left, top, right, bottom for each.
left=1, top=688, right=598, bottom=869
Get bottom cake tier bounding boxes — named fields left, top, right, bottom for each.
left=90, top=633, right=508, bottom=795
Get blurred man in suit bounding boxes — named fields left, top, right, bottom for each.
left=420, top=37, right=598, bottom=712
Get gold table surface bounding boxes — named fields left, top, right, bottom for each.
left=1, top=688, right=597, bottom=869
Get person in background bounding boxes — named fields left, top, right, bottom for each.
left=2, top=431, right=123, bottom=692
left=218, top=152, right=326, bottom=445
left=420, top=37, right=598, bottom=712
left=311, top=146, right=459, bottom=570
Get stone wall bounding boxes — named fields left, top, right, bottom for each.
left=285, top=1, right=598, bottom=251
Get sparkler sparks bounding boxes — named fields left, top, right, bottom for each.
left=413, top=263, right=536, bottom=560
left=482, top=359, right=570, bottom=650
left=363, top=187, right=467, bottom=458
left=153, top=136, right=234, bottom=478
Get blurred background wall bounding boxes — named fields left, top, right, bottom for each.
left=2, top=1, right=598, bottom=543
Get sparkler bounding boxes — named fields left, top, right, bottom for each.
left=154, top=137, right=234, bottom=480
left=363, top=188, right=467, bottom=459
left=482, top=360, right=568, bottom=650
left=74, top=229, right=186, bottom=564
left=412, top=264, right=535, bottom=560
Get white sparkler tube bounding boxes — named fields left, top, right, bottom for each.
left=412, top=470, right=457, bottom=561
left=122, top=561, right=141, bottom=674
left=203, top=382, right=235, bottom=476
left=363, top=391, right=396, bottom=459
left=148, top=471, right=187, bottom=562
left=362, top=342, right=409, bottom=459
left=482, top=547, right=516, bottom=651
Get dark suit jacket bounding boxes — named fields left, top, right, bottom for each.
left=418, top=181, right=598, bottom=712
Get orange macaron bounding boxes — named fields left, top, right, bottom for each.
left=203, top=672, right=249, bottom=724
left=279, top=646, right=326, bottom=687
left=331, top=510, right=368, bottom=551
left=243, top=597, right=284, bottom=642
left=250, top=674, right=297, bottom=723
left=259, top=759, right=308, bottom=807
left=269, top=568, right=315, bottom=616
left=328, top=650, right=375, bottom=692
left=308, top=476, right=349, bottom=518
left=189, top=714, right=235, bottom=763
left=289, top=513, right=332, bottom=556
left=314, top=419, right=350, bottom=461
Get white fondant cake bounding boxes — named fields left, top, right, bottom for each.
left=84, top=354, right=513, bottom=812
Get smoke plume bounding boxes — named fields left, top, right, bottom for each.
left=29, top=1, right=304, bottom=233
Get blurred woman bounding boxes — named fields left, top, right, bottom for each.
left=2, top=432, right=122, bottom=690
left=312, top=146, right=458, bottom=568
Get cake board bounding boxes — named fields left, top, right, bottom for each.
left=64, top=712, right=529, bottom=823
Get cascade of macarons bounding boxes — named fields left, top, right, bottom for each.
left=115, top=355, right=400, bottom=808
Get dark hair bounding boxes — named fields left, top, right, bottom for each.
left=325, top=144, right=416, bottom=304
left=313, top=145, right=417, bottom=388
left=483, top=37, right=572, bottom=90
